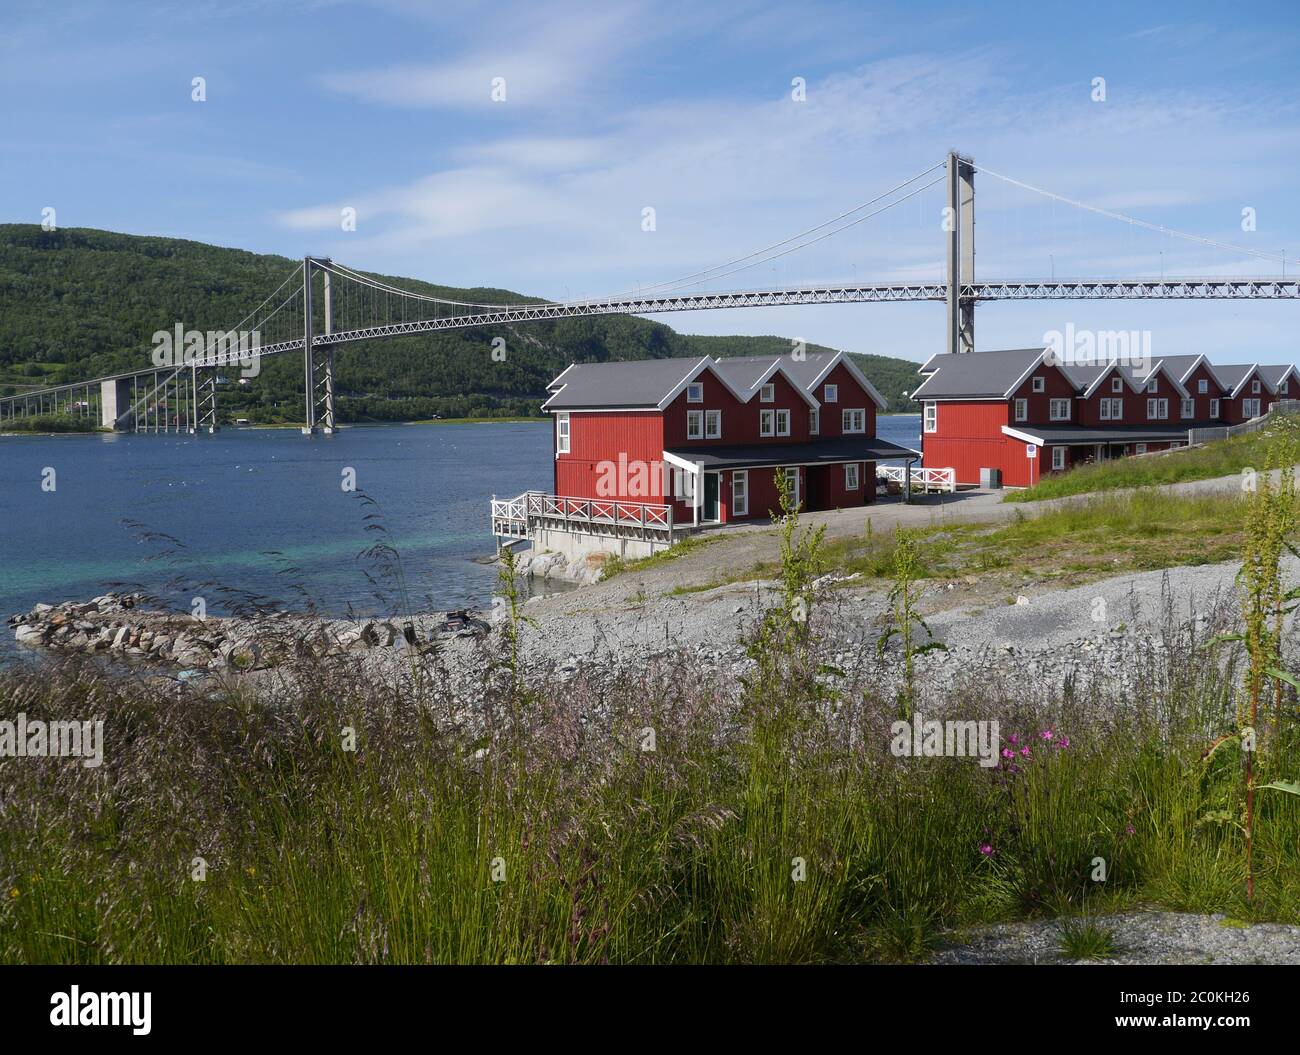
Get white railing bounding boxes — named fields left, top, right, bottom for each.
left=491, top=491, right=675, bottom=541
left=876, top=465, right=955, bottom=493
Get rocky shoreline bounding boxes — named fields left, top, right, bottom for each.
left=6, top=593, right=493, bottom=673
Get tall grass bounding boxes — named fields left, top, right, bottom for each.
left=2, top=486, right=1299, bottom=963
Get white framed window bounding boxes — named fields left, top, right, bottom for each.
left=1180, top=398, right=1194, bottom=419
left=1111, top=377, right=1124, bottom=393
left=760, top=383, right=775, bottom=403
left=823, top=383, right=838, bottom=403
left=1100, top=398, right=1123, bottom=421
left=809, top=408, right=819, bottom=435
left=842, top=408, right=866, bottom=433
left=775, top=409, right=791, bottom=436
left=1135, top=443, right=1147, bottom=455
left=686, top=382, right=703, bottom=403
left=1049, top=398, right=1070, bottom=421
left=1147, top=379, right=1158, bottom=393
left=784, top=466, right=800, bottom=507
left=731, top=470, right=748, bottom=516
left=1032, top=376, right=1045, bottom=393
left=704, top=409, right=721, bottom=439
left=556, top=412, right=570, bottom=454
left=1252, top=379, right=1261, bottom=394
left=1243, top=398, right=1261, bottom=418
left=1198, top=379, right=1208, bottom=394
left=760, top=409, right=775, bottom=437
left=1170, top=441, right=1183, bottom=449
left=672, top=468, right=695, bottom=500
left=1051, top=446, right=1065, bottom=471
left=686, top=409, right=703, bottom=440
left=844, top=463, right=860, bottom=490
left=923, top=401, right=937, bottom=433
left=1013, top=398, right=1027, bottom=422
left=1282, top=380, right=1290, bottom=395
left=1210, top=398, right=1220, bottom=418
left=1146, top=398, right=1167, bottom=420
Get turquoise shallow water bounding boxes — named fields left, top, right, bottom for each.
left=0, top=422, right=556, bottom=638
left=0, top=414, right=920, bottom=660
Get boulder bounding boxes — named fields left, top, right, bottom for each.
left=14, top=625, right=45, bottom=646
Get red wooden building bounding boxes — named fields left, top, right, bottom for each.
left=541, top=351, right=918, bottom=525
left=914, top=349, right=1297, bottom=488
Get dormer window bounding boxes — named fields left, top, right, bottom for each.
left=1032, top=376, right=1045, bottom=393
left=824, top=384, right=838, bottom=403
left=1147, top=379, right=1158, bottom=393
left=1252, top=379, right=1261, bottom=394
left=1112, top=378, right=1123, bottom=393
left=1282, top=380, right=1290, bottom=395
left=760, top=383, right=775, bottom=403
left=686, top=382, right=703, bottom=403
left=1198, top=379, right=1208, bottom=394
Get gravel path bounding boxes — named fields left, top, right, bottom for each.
left=930, top=912, right=1300, bottom=965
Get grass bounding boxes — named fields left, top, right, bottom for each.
left=672, top=489, right=1247, bottom=596
left=1004, top=420, right=1298, bottom=503
left=1058, top=917, right=1118, bottom=960
left=2, top=474, right=1298, bottom=965
left=600, top=533, right=718, bottom=581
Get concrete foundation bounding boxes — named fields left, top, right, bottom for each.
left=100, top=378, right=134, bottom=430
left=531, top=527, right=676, bottom=563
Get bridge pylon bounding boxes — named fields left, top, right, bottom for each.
left=302, top=257, right=336, bottom=435
left=946, top=150, right=975, bottom=354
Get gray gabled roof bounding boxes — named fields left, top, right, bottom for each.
left=909, top=349, right=1044, bottom=400
left=541, top=357, right=709, bottom=410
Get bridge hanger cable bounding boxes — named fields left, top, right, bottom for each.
left=974, top=164, right=1300, bottom=270
left=316, top=260, right=547, bottom=311
left=615, top=173, right=946, bottom=298
left=594, top=161, right=948, bottom=302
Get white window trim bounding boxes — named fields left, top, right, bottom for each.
left=731, top=470, right=748, bottom=516
left=809, top=408, right=819, bottom=435
left=556, top=412, right=570, bottom=454
left=1180, top=398, right=1194, bottom=419
left=760, top=408, right=775, bottom=437
left=686, top=382, right=703, bottom=403
left=1135, top=443, right=1147, bottom=455
left=1049, top=398, right=1070, bottom=421
left=1252, top=380, right=1261, bottom=394
left=1032, top=376, right=1045, bottom=393
left=686, top=409, right=704, bottom=440
left=844, top=463, right=860, bottom=490
left=1147, top=380, right=1158, bottom=393
left=1112, top=377, right=1124, bottom=393
left=1051, top=446, right=1066, bottom=471
left=923, top=401, right=937, bottom=433
left=775, top=408, right=791, bottom=437
left=1243, top=398, right=1261, bottom=418
left=1146, top=398, right=1167, bottom=420
left=823, top=384, right=838, bottom=403
left=760, top=383, right=775, bottom=403
left=704, top=409, right=721, bottom=439
left=842, top=408, right=866, bottom=434
left=1198, top=379, right=1208, bottom=394
left=1013, top=398, right=1028, bottom=422
left=1210, top=398, right=1220, bottom=418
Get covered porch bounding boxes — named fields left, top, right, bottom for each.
left=663, top=436, right=921, bottom=527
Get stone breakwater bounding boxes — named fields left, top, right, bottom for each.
left=7, top=594, right=492, bottom=671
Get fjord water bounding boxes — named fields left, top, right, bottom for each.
left=1, top=416, right=921, bottom=650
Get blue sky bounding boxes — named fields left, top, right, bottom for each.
left=3, top=0, right=1299, bottom=365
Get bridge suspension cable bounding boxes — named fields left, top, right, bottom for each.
left=974, top=163, right=1298, bottom=271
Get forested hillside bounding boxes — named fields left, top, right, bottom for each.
left=0, top=226, right=922, bottom=423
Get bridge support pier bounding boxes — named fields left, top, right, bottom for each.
left=100, top=378, right=134, bottom=430
left=946, top=151, right=976, bottom=355
left=192, top=366, right=219, bottom=433
left=302, top=257, right=336, bottom=435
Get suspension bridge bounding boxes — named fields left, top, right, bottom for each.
left=2, top=151, right=1297, bottom=435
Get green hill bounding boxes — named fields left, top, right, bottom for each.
left=0, top=225, right=922, bottom=423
